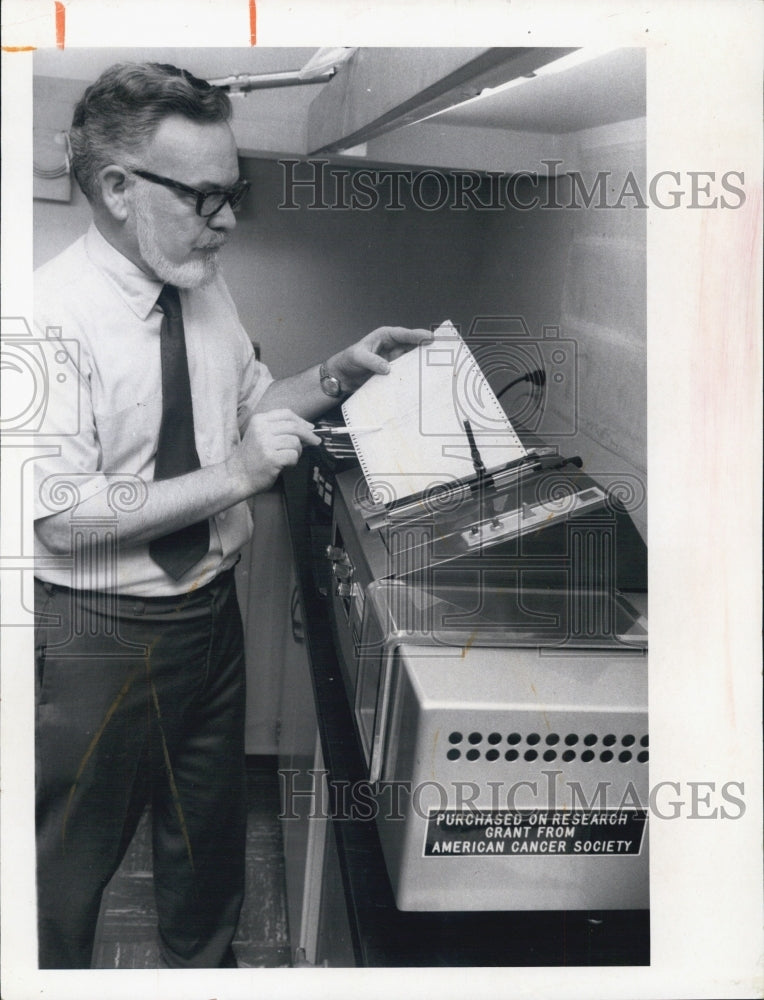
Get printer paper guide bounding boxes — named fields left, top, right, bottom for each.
left=342, top=321, right=527, bottom=506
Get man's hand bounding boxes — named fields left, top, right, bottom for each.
left=253, top=326, right=434, bottom=422
left=228, top=409, right=320, bottom=494
left=327, top=326, right=433, bottom=394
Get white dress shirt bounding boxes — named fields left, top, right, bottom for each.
left=33, top=223, right=273, bottom=596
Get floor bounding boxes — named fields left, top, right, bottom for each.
left=91, top=757, right=292, bottom=969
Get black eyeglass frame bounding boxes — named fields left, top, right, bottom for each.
left=130, top=168, right=250, bottom=218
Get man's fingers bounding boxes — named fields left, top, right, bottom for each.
left=256, top=409, right=320, bottom=444
left=353, top=327, right=435, bottom=371
left=272, top=422, right=320, bottom=445
left=352, top=349, right=392, bottom=375
left=274, top=433, right=307, bottom=454
left=298, top=424, right=322, bottom=446
left=378, top=326, right=433, bottom=344
left=367, top=326, right=433, bottom=352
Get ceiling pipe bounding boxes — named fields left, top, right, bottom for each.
left=208, top=69, right=336, bottom=93
left=209, top=47, right=357, bottom=94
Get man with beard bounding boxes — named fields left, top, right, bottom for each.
left=33, top=61, right=430, bottom=969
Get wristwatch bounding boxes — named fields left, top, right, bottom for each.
left=319, top=362, right=344, bottom=398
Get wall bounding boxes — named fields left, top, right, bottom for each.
left=33, top=76, right=93, bottom=267
left=463, top=121, right=647, bottom=540
left=223, top=157, right=492, bottom=375
left=558, top=121, right=647, bottom=542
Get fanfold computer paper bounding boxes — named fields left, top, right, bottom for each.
left=342, top=320, right=526, bottom=506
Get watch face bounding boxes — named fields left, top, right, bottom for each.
left=322, top=375, right=341, bottom=397
left=320, top=365, right=342, bottom=397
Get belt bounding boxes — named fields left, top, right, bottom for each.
left=34, top=562, right=238, bottom=614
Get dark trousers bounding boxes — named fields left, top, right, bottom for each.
left=34, top=570, right=247, bottom=969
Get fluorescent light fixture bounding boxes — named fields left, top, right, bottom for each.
left=412, top=46, right=623, bottom=126
left=338, top=143, right=368, bottom=157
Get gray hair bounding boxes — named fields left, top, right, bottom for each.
left=68, top=62, right=233, bottom=202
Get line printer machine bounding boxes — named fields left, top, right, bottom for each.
left=322, top=422, right=649, bottom=913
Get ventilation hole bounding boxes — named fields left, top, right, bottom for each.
left=448, top=732, right=463, bottom=745
left=600, top=750, right=614, bottom=762
left=622, top=734, right=635, bottom=747
left=507, top=733, right=522, bottom=745
left=486, top=749, right=500, bottom=762
left=526, top=733, right=541, bottom=746
left=565, top=734, right=579, bottom=746
left=545, top=733, right=560, bottom=745
left=466, top=748, right=480, bottom=761
left=640, top=735, right=649, bottom=747
left=543, top=749, right=557, bottom=762
left=468, top=732, right=482, bottom=745
left=581, top=750, right=595, bottom=762
left=603, top=734, right=617, bottom=747
left=618, top=751, right=632, bottom=763
left=524, top=749, right=538, bottom=761
left=583, top=734, right=598, bottom=746
left=487, top=732, right=502, bottom=745
left=637, top=750, right=649, bottom=763
left=506, top=749, right=519, bottom=761
left=562, top=749, right=576, bottom=762
left=447, top=748, right=461, bottom=761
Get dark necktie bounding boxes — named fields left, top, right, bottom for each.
left=148, top=284, right=210, bottom=579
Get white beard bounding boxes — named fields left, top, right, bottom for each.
left=134, top=188, right=222, bottom=288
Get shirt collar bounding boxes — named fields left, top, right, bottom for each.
left=84, top=223, right=165, bottom=321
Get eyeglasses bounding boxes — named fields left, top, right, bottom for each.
left=130, top=168, right=250, bottom=218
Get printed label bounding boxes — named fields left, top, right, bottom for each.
left=424, top=809, right=647, bottom=857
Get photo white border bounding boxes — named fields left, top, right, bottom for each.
left=2, top=2, right=762, bottom=998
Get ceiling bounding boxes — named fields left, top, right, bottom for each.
left=33, top=46, right=645, bottom=156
